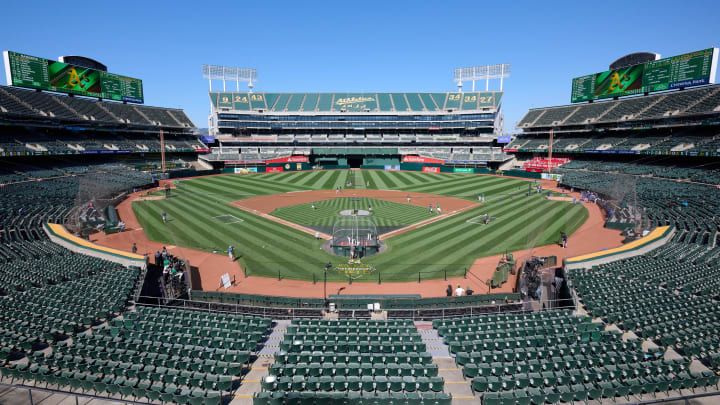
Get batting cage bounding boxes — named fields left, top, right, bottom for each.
left=331, top=215, right=379, bottom=258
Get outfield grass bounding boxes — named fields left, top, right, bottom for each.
left=133, top=170, right=588, bottom=282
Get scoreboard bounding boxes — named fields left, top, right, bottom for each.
left=3, top=51, right=144, bottom=103
left=571, top=48, right=718, bottom=103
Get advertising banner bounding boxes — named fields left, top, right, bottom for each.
left=266, top=166, right=284, bottom=173
left=583, top=150, right=638, bottom=155
left=403, top=155, right=445, bottom=164
left=224, top=160, right=265, bottom=164
left=453, top=168, right=474, bottom=174
left=234, top=167, right=258, bottom=174
left=194, top=149, right=210, bottom=153
left=446, top=160, right=487, bottom=164
left=384, top=165, right=400, bottom=171
left=422, top=166, right=440, bottom=173
left=503, top=148, right=518, bottom=153
left=497, top=136, right=512, bottom=143
left=265, top=155, right=308, bottom=164
left=200, top=136, right=215, bottom=144
left=82, top=150, right=131, bottom=154
left=541, top=173, right=563, bottom=181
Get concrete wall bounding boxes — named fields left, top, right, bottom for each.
left=44, top=226, right=147, bottom=270
left=564, top=227, right=675, bottom=271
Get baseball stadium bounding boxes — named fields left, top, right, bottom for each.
left=2, top=34, right=720, bottom=405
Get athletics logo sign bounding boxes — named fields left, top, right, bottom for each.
left=335, top=261, right=376, bottom=280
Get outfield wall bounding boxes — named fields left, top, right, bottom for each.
left=217, top=164, right=545, bottom=180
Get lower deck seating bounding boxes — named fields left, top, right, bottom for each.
left=259, top=319, right=449, bottom=401
left=435, top=309, right=720, bottom=403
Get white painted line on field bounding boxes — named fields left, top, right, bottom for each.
left=467, top=215, right=499, bottom=225
left=214, top=215, right=245, bottom=224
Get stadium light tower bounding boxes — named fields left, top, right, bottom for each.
left=202, top=65, right=257, bottom=92
left=454, top=64, right=510, bottom=91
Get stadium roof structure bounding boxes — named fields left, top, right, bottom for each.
left=0, top=85, right=195, bottom=130
left=209, top=91, right=502, bottom=114
left=517, top=84, right=720, bottom=130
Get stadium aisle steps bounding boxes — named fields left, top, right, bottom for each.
left=433, top=357, right=476, bottom=404
left=417, top=322, right=478, bottom=404
left=416, top=322, right=449, bottom=358
left=237, top=322, right=287, bottom=403
left=257, top=320, right=287, bottom=357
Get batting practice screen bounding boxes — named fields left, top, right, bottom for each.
left=3, top=51, right=144, bottom=103
left=571, top=48, right=718, bottom=103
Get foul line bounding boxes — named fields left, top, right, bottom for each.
left=214, top=214, right=245, bottom=224
left=379, top=202, right=481, bottom=239
left=229, top=203, right=332, bottom=240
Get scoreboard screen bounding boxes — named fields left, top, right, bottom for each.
left=3, top=51, right=144, bottom=103
left=571, top=48, right=718, bottom=103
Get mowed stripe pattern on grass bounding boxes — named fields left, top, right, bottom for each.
left=134, top=171, right=588, bottom=281
left=365, top=193, right=587, bottom=280
left=270, top=197, right=437, bottom=227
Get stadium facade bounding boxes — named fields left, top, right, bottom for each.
left=203, top=91, right=512, bottom=169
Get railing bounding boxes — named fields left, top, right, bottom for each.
left=0, top=382, right=152, bottom=405
left=132, top=265, right=147, bottom=303
left=135, top=295, right=574, bottom=321
left=417, top=268, right=466, bottom=282
left=244, top=267, right=469, bottom=284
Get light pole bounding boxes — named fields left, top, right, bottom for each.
left=324, top=262, right=332, bottom=305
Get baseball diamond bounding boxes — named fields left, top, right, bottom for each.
left=132, top=170, right=588, bottom=282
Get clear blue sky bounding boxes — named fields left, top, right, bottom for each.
left=1, top=0, right=718, bottom=132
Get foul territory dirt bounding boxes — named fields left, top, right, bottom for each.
left=91, top=176, right=624, bottom=298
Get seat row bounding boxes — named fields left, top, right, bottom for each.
left=261, top=375, right=445, bottom=393
left=269, top=362, right=439, bottom=378
left=460, top=356, right=681, bottom=378
left=446, top=330, right=619, bottom=354
left=253, top=390, right=452, bottom=405
left=454, top=340, right=642, bottom=365
left=432, top=310, right=575, bottom=330
left=274, top=351, right=433, bottom=366
left=281, top=341, right=427, bottom=354
left=1, top=364, right=224, bottom=404
left=476, top=371, right=719, bottom=403
left=283, top=333, right=422, bottom=344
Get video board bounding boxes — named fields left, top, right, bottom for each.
left=3, top=51, right=144, bottom=103
left=571, top=48, right=717, bottom=103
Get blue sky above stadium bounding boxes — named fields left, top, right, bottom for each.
left=1, top=0, right=718, bottom=132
